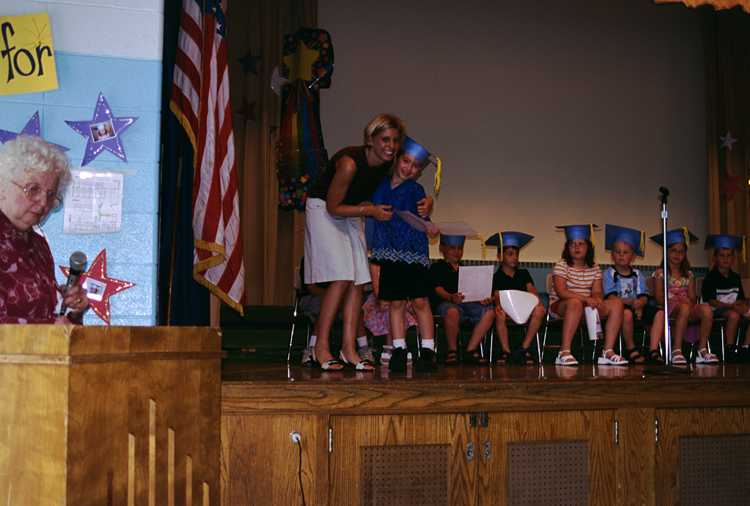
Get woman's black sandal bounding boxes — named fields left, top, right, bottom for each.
left=444, top=349, right=459, bottom=366
left=515, top=347, right=534, bottom=365
left=495, top=350, right=512, bottom=366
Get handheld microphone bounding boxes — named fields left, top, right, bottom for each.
left=60, top=251, right=87, bottom=315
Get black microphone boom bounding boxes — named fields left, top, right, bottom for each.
left=60, top=251, right=87, bottom=315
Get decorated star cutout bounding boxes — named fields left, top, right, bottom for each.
left=239, top=48, right=261, bottom=75
left=283, top=41, right=320, bottom=83
left=0, top=112, right=70, bottom=151
left=720, top=173, right=743, bottom=199
left=270, top=66, right=288, bottom=97
left=65, top=93, right=138, bottom=166
left=720, top=131, right=737, bottom=150
left=236, top=97, right=256, bottom=122
left=59, top=249, right=135, bottom=325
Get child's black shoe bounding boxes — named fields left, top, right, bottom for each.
left=724, top=344, right=738, bottom=363
left=389, top=347, right=408, bottom=372
left=415, top=348, right=437, bottom=372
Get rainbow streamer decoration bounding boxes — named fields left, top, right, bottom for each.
left=278, top=28, right=334, bottom=211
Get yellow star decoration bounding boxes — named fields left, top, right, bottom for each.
left=283, top=41, right=320, bottom=83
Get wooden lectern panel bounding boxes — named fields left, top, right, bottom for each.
left=0, top=325, right=222, bottom=506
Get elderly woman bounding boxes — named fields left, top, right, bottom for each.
left=304, top=114, right=433, bottom=370
left=0, top=135, right=89, bottom=324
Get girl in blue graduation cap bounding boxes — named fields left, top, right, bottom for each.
left=547, top=225, right=625, bottom=366
left=367, top=136, right=440, bottom=372
left=487, top=231, right=545, bottom=365
left=651, top=228, right=715, bottom=364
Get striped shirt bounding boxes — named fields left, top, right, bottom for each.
left=548, top=260, right=602, bottom=305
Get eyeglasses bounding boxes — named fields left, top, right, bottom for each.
left=11, top=181, right=64, bottom=209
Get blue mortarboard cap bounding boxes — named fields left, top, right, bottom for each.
left=704, top=234, right=744, bottom=251
left=649, top=228, right=699, bottom=248
left=605, top=224, right=645, bottom=257
left=705, top=234, right=746, bottom=263
left=436, top=221, right=479, bottom=246
left=401, top=136, right=431, bottom=165
left=556, top=224, right=598, bottom=247
left=486, top=231, right=534, bottom=251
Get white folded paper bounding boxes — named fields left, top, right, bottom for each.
left=457, top=265, right=493, bottom=302
left=584, top=306, right=603, bottom=341
left=497, top=290, right=538, bottom=324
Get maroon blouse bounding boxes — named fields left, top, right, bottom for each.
left=0, top=211, right=82, bottom=324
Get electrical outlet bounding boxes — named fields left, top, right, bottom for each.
left=290, top=430, right=301, bottom=443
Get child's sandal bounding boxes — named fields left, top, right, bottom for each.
left=444, top=349, right=459, bottom=366
left=515, top=347, right=534, bottom=365
left=624, top=347, right=645, bottom=364
left=671, top=349, right=687, bottom=364
left=495, top=350, right=512, bottom=366
left=380, top=345, right=393, bottom=366
left=463, top=348, right=488, bottom=365
left=647, top=348, right=665, bottom=365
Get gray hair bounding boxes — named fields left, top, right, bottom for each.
left=0, top=135, right=72, bottom=192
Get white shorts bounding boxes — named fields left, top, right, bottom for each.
left=304, top=198, right=371, bottom=286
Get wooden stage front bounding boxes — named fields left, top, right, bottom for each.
left=221, top=362, right=750, bottom=506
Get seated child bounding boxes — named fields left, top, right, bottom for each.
left=367, top=136, right=440, bottom=372
left=651, top=228, right=715, bottom=364
left=603, top=225, right=665, bottom=364
left=363, top=262, right=418, bottom=366
left=548, top=224, right=625, bottom=366
left=429, top=224, right=495, bottom=365
left=486, top=231, right=545, bottom=365
left=701, top=234, right=749, bottom=363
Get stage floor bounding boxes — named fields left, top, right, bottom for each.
left=221, top=361, right=750, bottom=416
left=222, top=361, right=750, bottom=383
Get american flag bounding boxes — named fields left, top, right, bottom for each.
left=170, top=0, right=245, bottom=315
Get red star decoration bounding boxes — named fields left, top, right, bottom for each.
left=59, top=249, right=135, bottom=325
left=236, top=96, right=256, bottom=122
left=720, top=173, right=743, bottom=199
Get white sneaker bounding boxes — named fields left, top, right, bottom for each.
left=301, top=346, right=316, bottom=367
left=358, top=345, right=375, bottom=363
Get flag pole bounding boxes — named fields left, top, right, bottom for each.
left=167, top=129, right=186, bottom=326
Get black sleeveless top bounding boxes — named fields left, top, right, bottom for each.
left=307, top=146, right=392, bottom=205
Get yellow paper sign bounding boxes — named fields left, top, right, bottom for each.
left=0, top=13, right=58, bottom=96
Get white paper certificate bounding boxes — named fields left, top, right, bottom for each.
left=62, top=169, right=123, bottom=234
left=457, top=265, right=494, bottom=302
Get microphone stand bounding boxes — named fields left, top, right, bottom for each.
left=659, top=187, right=671, bottom=365
left=644, top=188, right=691, bottom=375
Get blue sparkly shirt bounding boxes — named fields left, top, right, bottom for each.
left=368, top=176, right=430, bottom=266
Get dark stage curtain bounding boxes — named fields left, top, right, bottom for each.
left=702, top=6, right=750, bottom=277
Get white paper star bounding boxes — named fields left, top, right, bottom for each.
left=720, top=131, right=737, bottom=150
left=270, top=66, right=288, bottom=97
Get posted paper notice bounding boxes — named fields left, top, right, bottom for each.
left=63, top=169, right=123, bottom=234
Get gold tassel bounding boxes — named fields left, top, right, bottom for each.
left=682, top=227, right=689, bottom=247
left=640, top=230, right=645, bottom=256
left=433, top=156, right=441, bottom=195
left=743, top=236, right=746, bottom=264
left=589, top=224, right=595, bottom=248
left=499, top=233, right=503, bottom=253
left=478, top=233, right=486, bottom=260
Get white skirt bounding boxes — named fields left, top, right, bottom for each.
left=304, top=198, right=371, bottom=286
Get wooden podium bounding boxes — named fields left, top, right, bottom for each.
left=0, top=325, right=223, bottom=506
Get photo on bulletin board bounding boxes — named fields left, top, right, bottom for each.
left=90, top=121, right=114, bottom=142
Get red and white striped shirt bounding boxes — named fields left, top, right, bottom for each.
left=548, top=260, right=602, bottom=306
